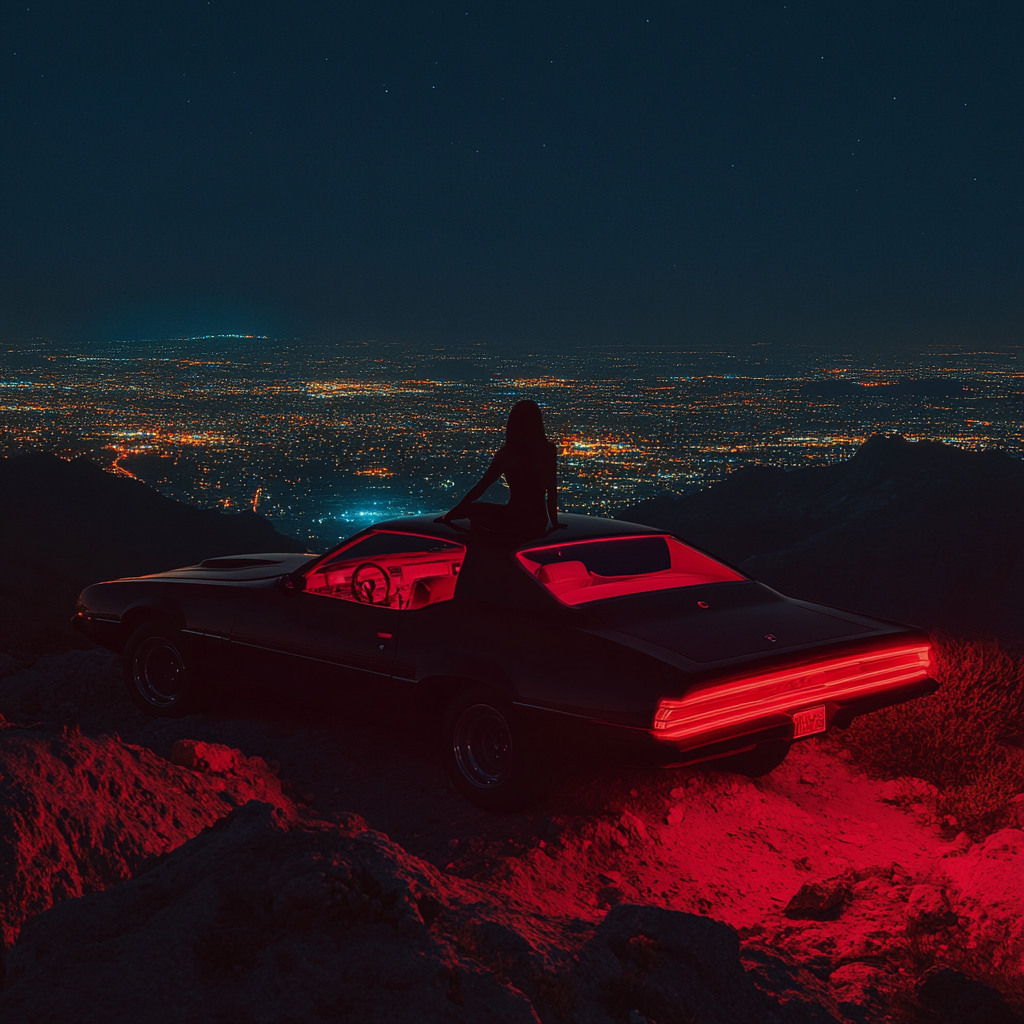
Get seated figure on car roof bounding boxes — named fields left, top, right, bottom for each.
left=442, top=399, right=560, bottom=538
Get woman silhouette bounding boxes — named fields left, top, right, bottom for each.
left=442, top=399, right=560, bottom=536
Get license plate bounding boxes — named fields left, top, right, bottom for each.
left=792, top=705, right=827, bottom=738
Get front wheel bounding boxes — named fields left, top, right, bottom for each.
left=442, top=688, right=539, bottom=811
left=123, top=619, right=199, bottom=718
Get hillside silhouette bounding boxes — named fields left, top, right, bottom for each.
left=0, top=453, right=306, bottom=659
left=620, top=434, right=1024, bottom=647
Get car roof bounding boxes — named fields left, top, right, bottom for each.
left=366, top=512, right=663, bottom=550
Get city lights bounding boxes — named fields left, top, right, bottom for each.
left=2, top=339, right=1020, bottom=548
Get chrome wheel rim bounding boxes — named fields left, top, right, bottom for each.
left=133, top=636, right=185, bottom=707
left=453, top=704, right=513, bottom=789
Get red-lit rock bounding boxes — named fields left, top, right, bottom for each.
left=828, top=962, right=888, bottom=1018
left=905, top=884, right=957, bottom=933
left=168, top=738, right=246, bottom=774
left=876, top=776, right=939, bottom=806
left=940, top=828, right=1024, bottom=988
left=0, top=723, right=295, bottom=948
left=783, top=879, right=851, bottom=921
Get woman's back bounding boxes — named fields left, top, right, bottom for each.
left=499, top=441, right=556, bottom=512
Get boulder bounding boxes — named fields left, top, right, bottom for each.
left=565, top=904, right=847, bottom=1023
left=169, top=738, right=248, bottom=774
left=916, top=967, right=1023, bottom=1024
left=784, top=879, right=851, bottom=921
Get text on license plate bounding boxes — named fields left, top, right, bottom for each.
left=792, top=705, right=827, bottom=738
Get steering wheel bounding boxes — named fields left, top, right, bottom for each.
left=351, top=562, right=391, bottom=605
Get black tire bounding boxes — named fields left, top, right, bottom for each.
left=123, top=619, right=199, bottom=718
left=442, top=688, right=539, bottom=811
left=714, top=739, right=791, bottom=778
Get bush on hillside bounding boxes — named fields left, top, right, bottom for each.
left=835, top=635, right=1024, bottom=836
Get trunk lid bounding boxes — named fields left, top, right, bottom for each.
left=584, top=581, right=881, bottom=664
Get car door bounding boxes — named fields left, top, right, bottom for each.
left=229, top=529, right=463, bottom=710
left=229, top=585, right=399, bottom=709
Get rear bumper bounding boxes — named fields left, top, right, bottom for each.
left=645, top=674, right=938, bottom=767
left=518, top=674, right=938, bottom=769
left=651, top=640, right=934, bottom=749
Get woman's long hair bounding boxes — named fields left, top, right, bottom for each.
left=504, top=400, right=550, bottom=452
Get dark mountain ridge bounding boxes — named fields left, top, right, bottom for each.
left=0, top=452, right=306, bottom=659
left=620, top=434, right=1024, bottom=647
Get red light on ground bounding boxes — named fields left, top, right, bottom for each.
left=653, top=644, right=931, bottom=745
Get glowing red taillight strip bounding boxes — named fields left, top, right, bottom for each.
left=652, top=644, right=931, bottom=743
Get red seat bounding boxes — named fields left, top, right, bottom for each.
left=407, top=574, right=458, bottom=609
left=537, top=561, right=591, bottom=588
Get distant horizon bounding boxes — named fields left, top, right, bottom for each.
left=6, top=333, right=1022, bottom=361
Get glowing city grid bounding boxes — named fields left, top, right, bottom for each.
left=2, top=338, right=1021, bottom=548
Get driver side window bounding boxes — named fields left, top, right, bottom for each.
left=304, top=531, right=465, bottom=609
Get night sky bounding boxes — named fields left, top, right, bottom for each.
left=2, top=1, right=1020, bottom=350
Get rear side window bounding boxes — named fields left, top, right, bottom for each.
left=517, top=535, right=743, bottom=606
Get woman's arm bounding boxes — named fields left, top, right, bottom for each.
left=443, top=450, right=506, bottom=521
left=546, top=447, right=561, bottom=527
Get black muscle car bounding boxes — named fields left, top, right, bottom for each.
left=73, top=514, right=937, bottom=809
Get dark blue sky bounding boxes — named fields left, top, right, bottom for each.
left=2, top=1, right=1020, bottom=349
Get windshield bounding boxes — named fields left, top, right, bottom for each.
left=517, top=534, right=744, bottom=606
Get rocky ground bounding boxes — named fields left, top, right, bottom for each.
left=0, top=648, right=1021, bottom=1023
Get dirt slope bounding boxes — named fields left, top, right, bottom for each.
left=1, top=796, right=848, bottom=1023
left=0, top=721, right=295, bottom=947
left=1, top=650, right=1020, bottom=1022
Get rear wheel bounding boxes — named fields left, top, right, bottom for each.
left=714, top=739, right=791, bottom=778
left=123, top=619, right=198, bottom=717
left=442, top=688, right=539, bottom=811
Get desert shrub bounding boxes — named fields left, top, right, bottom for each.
left=835, top=634, right=1024, bottom=836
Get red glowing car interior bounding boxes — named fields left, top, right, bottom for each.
left=304, top=531, right=466, bottom=608
left=653, top=643, right=932, bottom=747
left=517, top=534, right=744, bottom=605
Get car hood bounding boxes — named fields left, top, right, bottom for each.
left=135, top=552, right=317, bottom=582
left=583, top=581, right=894, bottom=665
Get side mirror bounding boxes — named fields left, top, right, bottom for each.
left=281, top=572, right=307, bottom=593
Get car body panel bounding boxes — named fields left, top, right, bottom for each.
left=229, top=583, right=400, bottom=705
